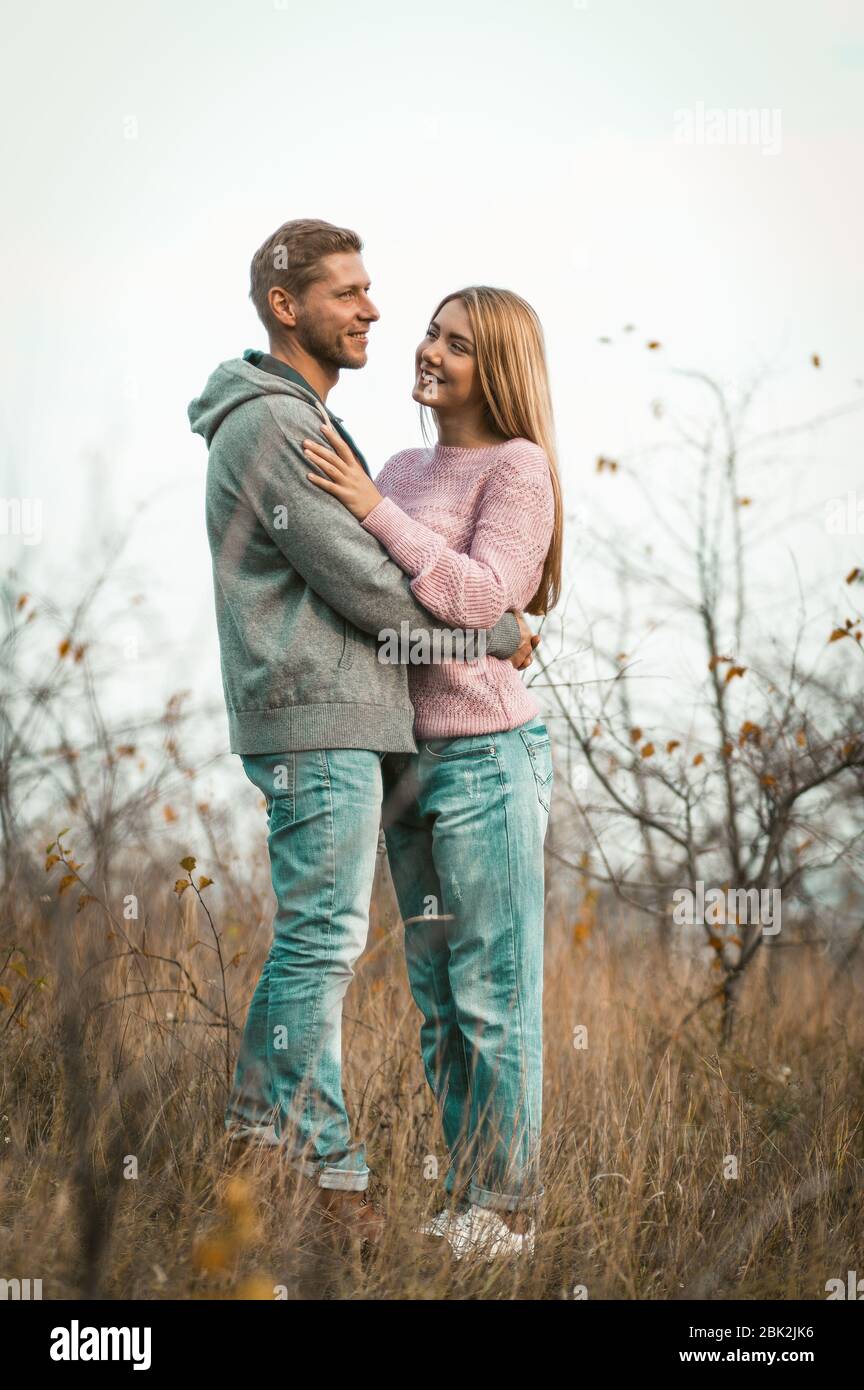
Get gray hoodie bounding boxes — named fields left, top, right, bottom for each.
left=188, top=357, right=521, bottom=754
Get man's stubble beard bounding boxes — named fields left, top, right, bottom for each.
left=295, top=313, right=361, bottom=371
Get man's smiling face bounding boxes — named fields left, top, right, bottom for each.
left=294, top=252, right=380, bottom=370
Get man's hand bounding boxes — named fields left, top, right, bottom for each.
left=508, top=611, right=540, bottom=670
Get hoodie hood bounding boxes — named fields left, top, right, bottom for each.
left=187, top=357, right=329, bottom=447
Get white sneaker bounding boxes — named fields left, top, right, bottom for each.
left=444, top=1203, right=536, bottom=1262
left=416, top=1209, right=451, bottom=1238
left=414, top=1199, right=470, bottom=1238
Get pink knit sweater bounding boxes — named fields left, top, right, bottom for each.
left=360, top=437, right=555, bottom=738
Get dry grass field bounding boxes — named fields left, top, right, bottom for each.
left=1, top=838, right=861, bottom=1302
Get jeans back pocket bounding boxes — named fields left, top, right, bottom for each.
left=518, top=722, right=553, bottom=811
left=241, top=752, right=296, bottom=825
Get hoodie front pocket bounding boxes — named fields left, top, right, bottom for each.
left=338, top=618, right=356, bottom=670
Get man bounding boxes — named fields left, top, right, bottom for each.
left=187, top=218, right=537, bottom=1244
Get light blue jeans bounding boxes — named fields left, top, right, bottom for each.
left=381, top=718, right=553, bottom=1215
left=225, top=748, right=385, bottom=1190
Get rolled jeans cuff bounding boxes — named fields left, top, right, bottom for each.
left=292, top=1158, right=370, bottom=1192
left=224, top=1121, right=279, bottom=1146
left=468, top=1181, right=544, bottom=1215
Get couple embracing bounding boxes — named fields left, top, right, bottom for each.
left=188, top=217, right=562, bottom=1262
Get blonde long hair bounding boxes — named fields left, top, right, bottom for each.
left=420, top=286, right=562, bottom=615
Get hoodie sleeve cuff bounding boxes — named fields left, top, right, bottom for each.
left=360, top=496, right=442, bottom=576
left=485, top=611, right=522, bottom=659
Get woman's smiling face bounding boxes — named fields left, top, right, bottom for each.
left=412, top=297, right=485, bottom=413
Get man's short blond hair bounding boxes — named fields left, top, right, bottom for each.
left=249, top=218, right=362, bottom=332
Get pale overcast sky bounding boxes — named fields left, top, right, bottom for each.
left=2, top=0, right=862, bottom=774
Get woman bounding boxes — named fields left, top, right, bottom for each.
left=301, top=286, right=562, bottom=1260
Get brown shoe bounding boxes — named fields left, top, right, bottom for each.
left=313, top=1187, right=386, bottom=1247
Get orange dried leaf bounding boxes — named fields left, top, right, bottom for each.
left=693, top=753, right=705, bottom=766
left=179, top=856, right=196, bottom=872
left=193, top=1238, right=230, bottom=1273
left=666, top=740, right=680, bottom=753
left=641, top=742, right=655, bottom=758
